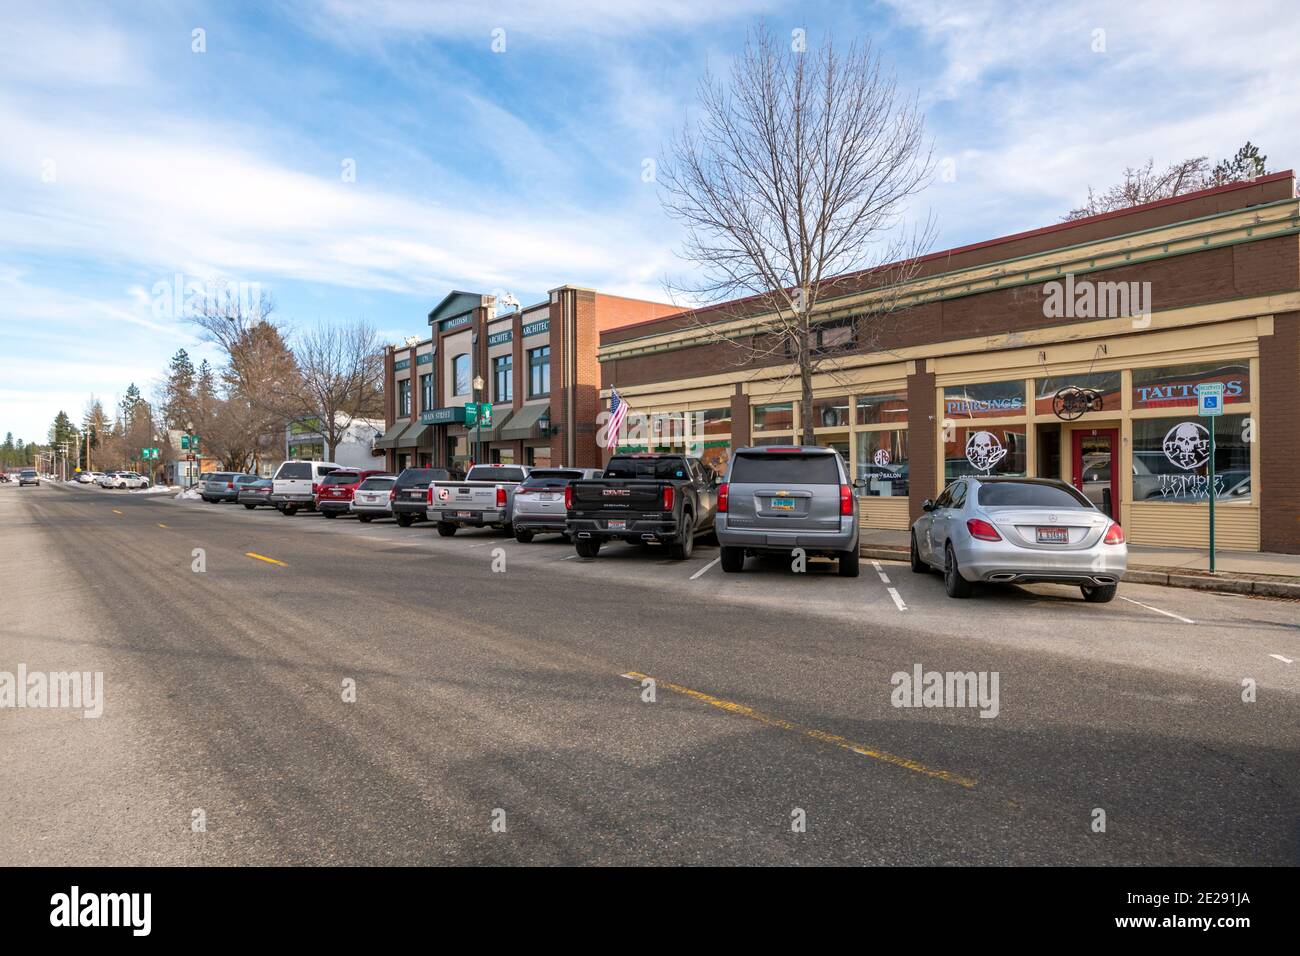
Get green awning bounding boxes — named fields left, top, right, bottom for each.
left=470, top=409, right=512, bottom=443
left=373, top=428, right=403, bottom=449
left=500, top=403, right=548, bottom=440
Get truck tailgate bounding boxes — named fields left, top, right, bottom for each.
left=569, top=480, right=666, bottom=514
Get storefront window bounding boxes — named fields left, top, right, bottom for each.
left=699, top=441, right=731, bottom=476
left=1131, top=361, right=1250, bottom=410
left=398, top=378, right=411, bottom=416
left=420, top=373, right=433, bottom=411
left=812, top=396, right=851, bottom=428
left=855, top=430, right=908, bottom=496
left=698, top=407, right=731, bottom=436
left=943, top=380, right=1026, bottom=419
left=752, top=434, right=794, bottom=447
left=856, top=392, right=908, bottom=426
left=528, top=346, right=550, bottom=397
left=1033, top=371, right=1121, bottom=416
left=1131, top=416, right=1251, bottom=502
left=493, top=355, right=512, bottom=403
left=945, top=426, right=1027, bottom=480
left=753, top=402, right=793, bottom=431
left=453, top=355, right=470, bottom=396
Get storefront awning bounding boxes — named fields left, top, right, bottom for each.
left=470, top=409, right=512, bottom=443
left=373, top=429, right=403, bottom=449
left=402, top=423, right=432, bottom=447
left=500, top=403, right=549, bottom=440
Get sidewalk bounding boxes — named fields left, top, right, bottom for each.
left=859, top=528, right=1300, bottom=599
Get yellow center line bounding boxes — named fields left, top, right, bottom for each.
left=622, top=670, right=977, bottom=789
left=111, top=509, right=123, bottom=515
left=245, top=552, right=287, bottom=567
left=157, top=523, right=169, bottom=528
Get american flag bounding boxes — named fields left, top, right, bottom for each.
left=605, top=388, right=629, bottom=448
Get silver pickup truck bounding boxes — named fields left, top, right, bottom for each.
left=427, top=464, right=531, bottom=536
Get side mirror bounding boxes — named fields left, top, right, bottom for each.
left=921, top=499, right=935, bottom=512
left=852, top=477, right=868, bottom=489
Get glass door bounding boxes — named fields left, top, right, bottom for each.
left=1071, top=428, right=1119, bottom=519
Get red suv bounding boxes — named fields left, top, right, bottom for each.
left=314, top=469, right=386, bottom=518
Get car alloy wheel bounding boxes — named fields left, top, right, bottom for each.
left=910, top=532, right=927, bottom=574
left=944, top=544, right=973, bottom=599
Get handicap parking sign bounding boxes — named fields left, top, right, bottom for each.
left=1194, top=382, right=1225, bottom=417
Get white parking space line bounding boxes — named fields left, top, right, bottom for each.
left=690, top=557, right=720, bottom=580
left=1269, top=654, right=1294, bottom=665
left=1120, top=595, right=1195, bottom=625
left=886, top=587, right=907, bottom=612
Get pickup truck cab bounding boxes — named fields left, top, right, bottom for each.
left=271, top=460, right=340, bottom=515
left=427, top=464, right=530, bottom=536
left=565, top=453, right=718, bottom=559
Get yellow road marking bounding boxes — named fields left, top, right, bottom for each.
left=245, top=552, right=287, bottom=567
left=157, top=523, right=169, bottom=528
left=111, top=509, right=123, bottom=515
left=622, top=670, right=977, bottom=789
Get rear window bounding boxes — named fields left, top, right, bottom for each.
left=466, top=466, right=526, bottom=482
left=521, top=473, right=580, bottom=490
left=276, top=463, right=312, bottom=480
left=730, top=452, right=840, bottom=485
left=358, top=477, right=395, bottom=490
left=235, top=474, right=260, bottom=484
left=320, top=472, right=361, bottom=486
left=976, top=481, right=1091, bottom=508
left=603, top=457, right=688, bottom=480
left=395, top=468, right=449, bottom=488
left=210, top=473, right=237, bottom=481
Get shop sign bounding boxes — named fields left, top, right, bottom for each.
left=522, top=319, right=550, bottom=337
left=420, top=406, right=466, bottom=425
left=440, top=314, right=473, bottom=333
left=965, top=431, right=1007, bottom=472
left=487, top=329, right=513, bottom=346
left=1134, top=378, right=1245, bottom=408
left=416, top=353, right=434, bottom=365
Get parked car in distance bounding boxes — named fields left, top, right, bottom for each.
left=315, top=469, right=386, bottom=517
left=18, top=468, right=39, bottom=487
left=237, top=477, right=275, bottom=509
left=96, top=471, right=119, bottom=487
left=270, top=460, right=340, bottom=515
left=427, top=464, right=531, bottom=536
left=101, top=471, right=149, bottom=489
left=511, top=468, right=603, bottom=542
left=565, top=453, right=717, bottom=559
left=910, top=476, right=1127, bottom=602
left=350, top=475, right=397, bottom=521
left=201, top=472, right=256, bottom=503
left=389, top=468, right=451, bottom=527
left=74, top=471, right=97, bottom=484
left=716, top=445, right=861, bottom=577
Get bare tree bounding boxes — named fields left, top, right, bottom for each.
left=660, top=25, right=934, bottom=444
left=272, top=322, right=384, bottom=460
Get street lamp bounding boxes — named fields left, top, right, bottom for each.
left=472, top=374, right=485, bottom=466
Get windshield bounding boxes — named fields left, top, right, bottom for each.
left=276, top=463, right=312, bottom=480
left=603, top=457, right=689, bottom=480
left=976, top=481, right=1091, bottom=508
left=466, top=466, right=526, bottom=482
left=395, top=468, right=449, bottom=488
left=730, top=452, right=839, bottom=485
left=320, top=472, right=361, bottom=486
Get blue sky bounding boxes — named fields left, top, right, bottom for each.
left=2, top=0, right=1296, bottom=441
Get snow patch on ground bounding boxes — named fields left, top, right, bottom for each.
left=174, top=487, right=204, bottom=500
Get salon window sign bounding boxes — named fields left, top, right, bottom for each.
left=943, top=380, right=1025, bottom=419
left=1131, top=362, right=1249, bottom=409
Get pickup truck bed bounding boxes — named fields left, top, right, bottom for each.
left=427, top=465, right=530, bottom=536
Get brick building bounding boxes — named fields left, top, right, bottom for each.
left=376, top=287, right=675, bottom=472
left=596, top=172, right=1300, bottom=554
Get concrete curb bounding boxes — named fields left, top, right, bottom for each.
left=861, top=546, right=1300, bottom=600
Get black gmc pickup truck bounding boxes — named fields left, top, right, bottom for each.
left=565, top=453, right=718, bottom=559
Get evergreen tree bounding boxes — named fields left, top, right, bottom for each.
left=162, top=349, right=197, bottom=428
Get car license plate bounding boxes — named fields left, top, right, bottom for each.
left=607, top=519, right=627, bottom=530
left=771, top=497, right=796, bottom=511
left=457, top=510, right=473, bottom=518
left=540, top=492, right=555, bottom=501
left=1036, top=527, right=1069, bottom=543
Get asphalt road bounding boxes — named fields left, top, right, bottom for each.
left=2, top=480, right=1297, bottom=865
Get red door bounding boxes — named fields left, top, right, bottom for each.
left=1071, top=428, right=1120, bottom=520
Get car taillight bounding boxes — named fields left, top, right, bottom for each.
left=839, top=484, right=852, bottom=516
left=564, top=486, right=573, bottom=510
left=496, top=486, right=506, bottom=508
left=717, top=482, right=729, bottom=513
left=227, top=482, right=234, bottom=489
left=1104, top=522, right=1125, bottom=545
left=662, top=486, right=674, bottom=511
left=311, top=483, right=320, bottom=495
left=427, top=486, right=434, bottom=504
left=966, top=518, right=1002, bottom=541
left=390, top=488, right=397, bottom=501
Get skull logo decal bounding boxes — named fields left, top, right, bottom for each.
left=965, top=430, right=1007, bottom=473
left=1162, top=421, right=1210, bottom=470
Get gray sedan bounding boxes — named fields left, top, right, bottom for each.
left=910, top=477, right=1126, bottom=602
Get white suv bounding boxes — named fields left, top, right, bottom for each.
left=103, top=472, right=150, bottom=489
left=271, top=460, right=340, bottom=515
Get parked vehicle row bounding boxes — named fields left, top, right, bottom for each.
left=181, top=450, right=1130, bottom=600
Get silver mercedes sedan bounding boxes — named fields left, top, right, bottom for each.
left=910, top=477, right=1127, bottom=602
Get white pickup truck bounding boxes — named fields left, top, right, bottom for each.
left=427, top=464, right=531, bottom=537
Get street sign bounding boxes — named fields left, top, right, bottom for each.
left=1194, top=383, right=1225, bottom=572
left=1195, top=382, right=1225, bottom=417
left=180, top=435, right=189, bottom=449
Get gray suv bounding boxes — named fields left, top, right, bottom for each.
left=716, top=445, right=860, bottom=577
